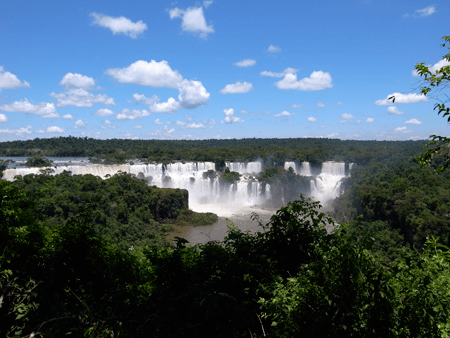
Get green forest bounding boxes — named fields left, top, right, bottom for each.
left=2, top=136, right=450, bottom=336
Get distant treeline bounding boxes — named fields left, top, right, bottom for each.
left=0, top=136, right=427, bottom=166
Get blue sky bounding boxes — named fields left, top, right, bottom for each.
left=0, top=0, right=449, bottom=141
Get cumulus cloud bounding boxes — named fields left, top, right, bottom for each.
left=221, top=108, right=244, bottom=124
left=275, top=71, right=333, bottom=91
left=0, top=66, right=30, bottom=91
left=341, top=113, right=355, bottom=119
left=90, top=13, right=147, bottom=38
left=184, top=122, right=205, bottom=129
left=149, top=97, right=180, bottom=113
left=0, top=99, right=59, bottom=118
left=60, top=73, right=95, bottom=89
left=273, top=111, right=294, bottom=117
left=260, top=67, right=298, bottom=78
left=220, top=81, right=253, bottom=94
left=178, top=80, right=210, bottom=108
left=375, top=92, right=428, bottom=105
left=403, top=5, right=436, bottom=18
left=117, top=109, right=150, bottom=120
left=201, top=119, right=216, bottom=125
left=50, top=88, right=115, bottom=107
left=366, top=117, right=375, bottom=123
left=267, top=45, right=281, bottom=53
left=412, top=58, right=450, bottom=76
left=0, top=114, right=8, bottom=123
left=307, top=117, right=317, bottom=122
left=150, top=125, right=175, bottom=137
left=95, top=108, right=115, bottom=116
left=108, top=61, right=209, bottom=112
left=75, top=119, right=87, bottom=127
left=62, top=114, right=73, bottom=120
left=387, top=106, right=405, bottom=115
left=405, top=118, right=422, bottom=125
left=133, top=93, right=159, bottom=105
left=0, top=126, right=32, bottom=136
left=291, top=104, right=304, bottom=108
left=317, top=102, right=325, bottom=108
left=106, top=60, right=183, bottom=88
left=134, top=124, right=144, bottom=129
left=395, top=126, right=413, bottom=133
left=233, top=59, right=256, bottom=67
left=169, top=6, right=214, bottom=38
left=36, top=126, right=65, bottom=133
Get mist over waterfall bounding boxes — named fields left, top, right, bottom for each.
left=3, top=159, right=354, bottom=216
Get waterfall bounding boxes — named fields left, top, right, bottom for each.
left=299, top=162, right=312, bottom=176
left=284, top=161, right=297, bottom=173
left=310, top=162, right=347, bottom=204
left=225, top=161, right=262, bottom=174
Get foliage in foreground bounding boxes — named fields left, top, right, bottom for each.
left=1, top=176, right=450, bottom=337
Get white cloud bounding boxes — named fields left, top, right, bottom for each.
left=395, top=126, right=413, bottom=133
left=108, top=61, right=209, bottom=111
left=90, top=13, right=147, bottom=38
left=341, top=113, right=355, bottom=119
left=233, top=59, right=256, bottom=67
left=169, top=6, right=214, bottom=38
left=0, top=66, right=30, bottom=91
left=60, top=73, right=95, bottom=89
left=291, top=104, right=304, bottom=108
left=339, top=120, right=347, bottom=124
left=62, top=114, right=73, bottom=120
left=178, top=80, right=210, bottom=108
left=273, top=111, right=294, bottom=117
left=267, top=45, right=281, bottom=53
left=50, top=88, right=115, bottom=107
left=106, top=60, right=183, bottom=88
left=150, top=125, right=175, bottom=137
left=133, top=93, right=159, bottom=105
left=36, top=126, right=65, bottom=133
left=95, top=108, right=115, bottom=116
left=403, top=6, right=436, bottom=18
left=154, top=118, right=164, bottom=125
left=221, top=108, right=244, bottom=124
left=150, top=97, right=180, bottom=113
left=134, top=124, right=144, bottom=129
left=104, top=119, right=112, bottom=124
left=0, top=114, right=7, bottom=123
left=75, top=119, right=87, bottom=127
left=0, top=99, right=59, bottom=118
left=317, top=102, right=325, bottom=108
left=307, top=117, right=317, bottom=122
left=337, top=101, right=343, bottom=105
left=275, top=71, right=333, bottom=91
left=356, top=120, right=362, bottom=124
left=220, top=81, right=253, bottom=94
left=117, top=109, right=150, bottom=120
left=260, top=67, right=298, bottom=78
left=413, top=59, right=450, bottom=76
left=0, top=126, right=32, bottom=136
left=327, top=133, right=339, bottom=138
left=405, top=118, right=422, bottom=125
left=184, top=122, right=205, bottom=129
left=375, top=92, right=428, bottom=105
left=201, top=119, right=216, bottom=125
left=203, top=0, right=213, bottom=8
left=366, top=117, right=375, bottom=123
left=387, top=106, right=405, bottom=115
